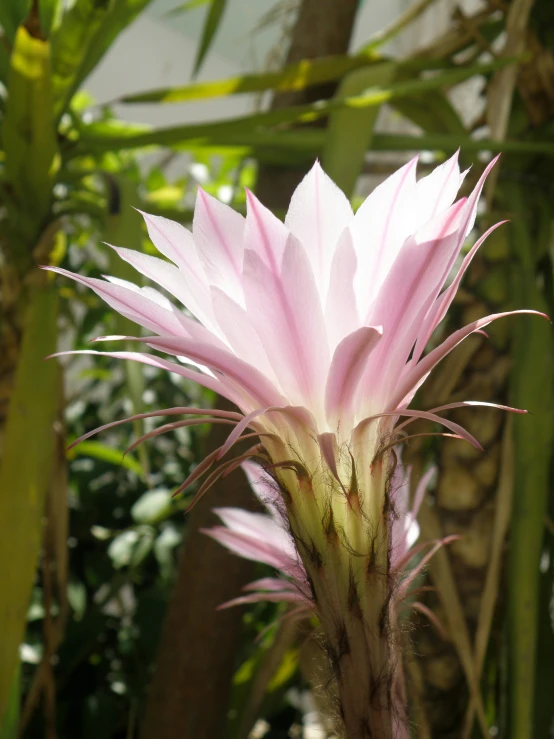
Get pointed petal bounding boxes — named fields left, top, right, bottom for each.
left=193, top=188, right=244, bottom=298
left=325, top=326, right=382, bottom=431
left=217, top=591, right=307, bottom=608
left=413, top=151, right=463, bottom=222
left=45, top=266, right=187, bottom=337
left=244, top=189, right=289, bottom=270
left=208, top=507, right=298, bottom=567
left=243, top=236, right=329, bottom=410
left=324, top=229, right=359, bottom=351
left=143, top=334, right=286, bottom=408
left=216, top=407, right=272, bottom=460
left=243, top=577, right=302, bottom=593
left=109, top=244, right=217, bottom=330
left=211, top=287, right=278, bottom=385
left=349, top=157, right=419, bottom=316
left=318, top=432, right=341, bottom=482
left=242, top=461, right=282, bottom=516
left=49, top=348, right=245, bottom=407
left=412, top=222, right=507, bottom=362
left=285, top=160, right=353, bottom=287
left=391, top=310, right=548, bottom=410
left=139, top=211, right=221, bottom=327
left=360, top=200, right=467, bottom=408
left=65, top=405, right=242, bottom=450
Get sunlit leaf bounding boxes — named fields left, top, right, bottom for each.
left=50, top=0, right=112, bottom=120
left=70, top=440, right=144, bottom=479
left=73, top=58, right=515, bottom=155
left=117, top=53, right=379, bottom=104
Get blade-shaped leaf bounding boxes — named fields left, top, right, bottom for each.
left=72, top=57, right=516, bottom=155
left=117, top=54, right=378, bottom=104
left=50, top=0, right=112, bottom=121
left=193, top=0, right=228, bottom=78
left=165, top=0, right=212, bottom=17
left=323, top=61, right=396, bottom=197
left=76, top=0, right=155, bottom=90
left=38, top=0, right=63, bottom=37
left=0, top=0, right=31, bottom=43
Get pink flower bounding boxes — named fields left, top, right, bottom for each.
left=48, top=153, right=536, bottom=488
left=47, top=154, right=543, bottom=737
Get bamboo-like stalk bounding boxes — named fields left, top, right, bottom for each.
left=0, top=282, right=60, bottom=722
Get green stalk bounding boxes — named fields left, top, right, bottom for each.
left=0, top=284, right=60, bottom=724
left=504, top=183, right=554, bottom=739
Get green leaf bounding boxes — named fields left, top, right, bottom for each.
left=192, top=0, right=228, bottom=78
left=370, top=132, right=554, bottom=157
left=131, top=490, right=173, bottom=524
left=74, top=58, right=516, bottom=155
left=38, top=0, right=63, bottom=37
left=70, top=440, right=144, bottom=478
left=118, top=54, right=379, bottom=104
left=76, top=0, right=155, bottom=91
left=0, top=0, right=31, bottom=43
left=165, top=0, right=211, bottom=16
left=228, top=621, right=298, bottom=739
left=323, top=61, right=396, bottom=198
left=50, top=0, right=113, bottom=121
left=391, top=89, right=466, bottom=136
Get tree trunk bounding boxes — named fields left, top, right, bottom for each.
left=140, top=399, right=259, bottom=739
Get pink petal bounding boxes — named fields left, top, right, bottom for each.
left=49, top=348, right=245, bottom=407
left=318, top=432, right=341, bottom=482
left=65, top=405, right=242, bottom=450
left=412, top=221, right=507, bottom=362
left=244, top=188, right=289, bottom=271
left=324, top=230, right=359, bottom=350
left=243, top=236, right=329, bottom=410
left=217, top=591, right=307, bottom=609
left=108, top=244, right=217, bottom=330
left=193, top=188, right=244, bottom=298
left=210, top=287, right=278, bottom=385
left=242, top=461, right=282, bottom=516
left=207, top=509, right=297, bottom=568
left=391, top=309, right=547, bottom=411
left=352, top=408, right=482, bottom=450
left=349, top=157, right=419, bottom=317
left=142, top=334, right=286, bottom=408
left=216, top=407, right=273, bottom=460
left=325, top=326, right=382, bottom=431
left=413, top=151, right=463, bottom=223
left=244, top=577, right=303, bottom=593
left=360, top=200, right=467, bottom=409
left=45, top=266, right=187, bottom=337
left=284, top=160, right=353, bottom=288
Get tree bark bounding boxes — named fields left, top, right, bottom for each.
left=255, top=0, right=360, bottom=206
left=141, top=2, right=360, bottom=736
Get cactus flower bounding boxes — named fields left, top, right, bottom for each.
left=46, top=153, right=542, bottom=738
